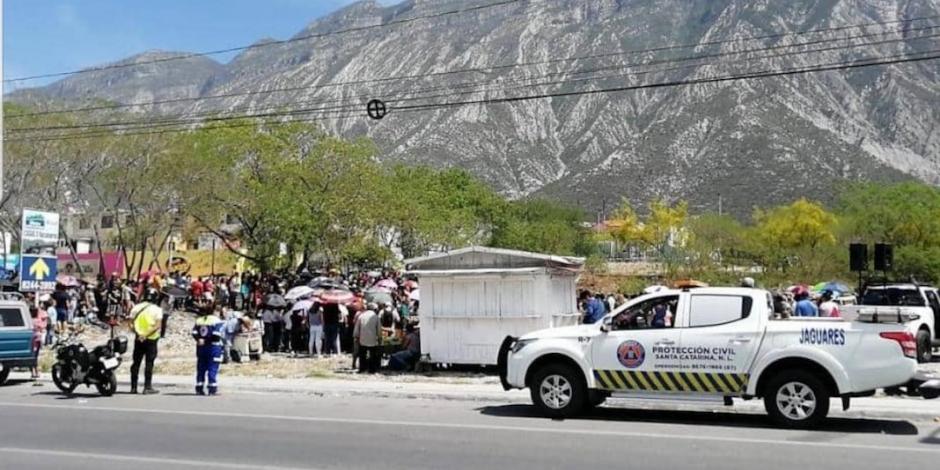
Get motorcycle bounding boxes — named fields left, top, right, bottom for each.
left=52, top=332, right=128, bottom=396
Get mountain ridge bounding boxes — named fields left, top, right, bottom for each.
left=10, top=0, right=940, bottom=217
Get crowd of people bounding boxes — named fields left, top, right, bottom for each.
left=16, top=267, right=424, bottom=394
left=247, top=270, right=422, bottom=374
left=576, top=277, right=845, bottom=326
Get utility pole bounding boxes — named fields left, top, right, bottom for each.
left=210, top=238, right=216, bottom=276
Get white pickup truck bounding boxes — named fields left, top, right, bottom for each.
left=841, top=283, right=940, bottom=363
left=498, top=287, right=917, bottom=428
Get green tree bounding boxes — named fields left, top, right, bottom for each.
left=839, top=182, right=940, bottom=281
left=839, top=182, right=940, bottom=247
left=685, top=213, right=749, bottom=276
left=750, top=198, right=839, bottom=282
left=607, top=199, right=688, bottom=276
left=489, top=199, right=594, bottom=256
left=380, top=165, right=501, bottom=259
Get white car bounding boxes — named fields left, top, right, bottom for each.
left=498, top=287, right=917, bottom=428
left=841, top=283, right=940, bottom=363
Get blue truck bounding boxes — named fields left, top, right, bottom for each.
left=0, top=297, right=35, bottom=385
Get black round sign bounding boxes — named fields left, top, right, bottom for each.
left=367, top=99, right=387, bottom=120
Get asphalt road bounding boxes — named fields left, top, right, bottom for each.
left=1, top=380, right=939, bottom=470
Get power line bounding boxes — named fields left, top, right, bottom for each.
left=11, top=37, right=940, bottom=137
left=3, top=0, right=524, bottom=84
left=10, top=28, right=939, bottom=135
left=8, top=50, right=938, bottom=143
left=8, top=15, right=938, bottom=119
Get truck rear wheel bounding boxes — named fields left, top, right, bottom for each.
left=916, top=329, right=932, bottom=363
left=763, top=370, right=830, bottom=429
left=529, top=363, right=587, bottom=419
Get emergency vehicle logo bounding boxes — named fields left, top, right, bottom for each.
left=617, top=340, right=645, bottom=369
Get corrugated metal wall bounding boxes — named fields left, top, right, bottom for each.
left=421, top=271, right=579, bottom=365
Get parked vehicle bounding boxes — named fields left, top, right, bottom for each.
left=498, top=287, right=917, bottom=428
left=0, top=296, right=35, bottom=386
left=841, top=282, right=940, bottom=363
left=52, top=332, right=128, bottom=396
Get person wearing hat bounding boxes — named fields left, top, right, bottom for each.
left=353, top=302, right=382, bottom=374
left=129, top=288, right=165, bottom=394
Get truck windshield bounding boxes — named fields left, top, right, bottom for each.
left=861, top=288, right=926, bottom=307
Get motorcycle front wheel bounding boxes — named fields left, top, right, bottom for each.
left=95, top=371, right=117, bottom=397
left=51, top=363, right=79, bottom=395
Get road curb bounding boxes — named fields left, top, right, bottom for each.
left=149, top=378, right=532, bottom=404
left=14, top=373, right=940, bottom=423
left=151, top=379, right=940, bottom=423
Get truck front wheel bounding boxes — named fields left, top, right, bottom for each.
left=763, top=370, right=830, bottom=429
left=0, top=364, right=9, bottom=386
left=530, top=363, right=587, bottom=419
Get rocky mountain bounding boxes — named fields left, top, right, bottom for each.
left=16, top=51, right=226, bottom=108
left=11, top=0, right=940, bottom=217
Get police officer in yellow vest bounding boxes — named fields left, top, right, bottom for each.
left=130, top=288, right=164, bottom=395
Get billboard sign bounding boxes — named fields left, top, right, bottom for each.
left=19, top=209, right=59, bottom=291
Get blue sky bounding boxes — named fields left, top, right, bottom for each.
left=4, top=0, right=397, bottom=89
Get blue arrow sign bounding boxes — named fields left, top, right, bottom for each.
left=20, top=255, right=57, bottom=292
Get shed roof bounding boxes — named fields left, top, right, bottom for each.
left=405, top=246, right=584, bottom=271
left=409, top=267, right=548, bottom=277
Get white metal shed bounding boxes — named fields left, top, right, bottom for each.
left=406, top=246, right=584, bottom=366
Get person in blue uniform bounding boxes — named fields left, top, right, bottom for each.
left=192, top=305, right=225, bottom=396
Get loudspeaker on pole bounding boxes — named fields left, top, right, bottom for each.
left=849, top=243, right=868, bottom=272
left=874, top=243, right=893, bottom=271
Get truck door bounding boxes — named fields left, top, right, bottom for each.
left=590, top=294, right=684, bottom=394
left=0, top=306, right=33, bottom=361
left=675, top=293, right=762, bottom=395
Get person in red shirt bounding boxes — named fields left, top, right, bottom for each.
left=191, top=278, right=205, bottom=300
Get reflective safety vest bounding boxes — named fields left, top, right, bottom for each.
left=192, top=315, right=224, bottom=347
left=131, top=302, right=164, bottom=340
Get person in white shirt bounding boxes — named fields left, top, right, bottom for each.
left=818, top=291, right=841, bottom=318
left=353, top=303, right=382, bottom=374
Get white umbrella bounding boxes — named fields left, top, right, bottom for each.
left=285, top=285, right=316, bottom=301
left=408, top=289, right=420, bottom=301
left=292, top=299, right=315, bottom=313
